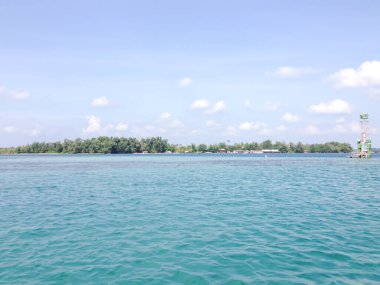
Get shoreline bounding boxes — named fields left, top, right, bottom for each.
left=0, top=152, right=361, bottom=156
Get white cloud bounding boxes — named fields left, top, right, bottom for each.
left=104, top=122, right=129, bottom=132
left=159, top=112, right=172, bottom=119
left=304, top=125, right=322, bottom=135
left=329, top=61, right=380, bottom=88
left=0, top=86, right=5, bottom=93
left=239, top=121, right=266, bottom=131
left=179, top=77, right=192, bottom=87
left=309, top=99, right=352, bottom=114
left=115, top=122, right=129, bottom=131
left=191, top=99, right=226, bottom=114
left=205, top=100, right=226, bottom=114
left=272, top=66, right=316, bottom=78
left=282, top=112, right=300, bottom=122
left=10, top=91, right=30, bottom=100
left=91, top=96, right=111, bottom=107
left=169, top=119, right=184, bottom=129
left=156, top=112, right=184, bottom=129
left=3, top=126, right=18, bottom=133
left=191, top=99, right=209, bottom=109
left=262, top=101, right=280, bottom=111
left=83, top=115, right=101, bottom=133
left=277, top=125, right=288, bottom=131
left=330, top=121, right=362, bottom=134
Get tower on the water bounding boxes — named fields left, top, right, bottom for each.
left=357, top=113, right=372, bottom=158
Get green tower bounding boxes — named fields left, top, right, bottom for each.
left=357, top=113, right=371, bottom=158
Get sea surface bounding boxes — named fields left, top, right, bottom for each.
left=1, top=154, right=380, bottom=284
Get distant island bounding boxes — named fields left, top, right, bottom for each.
left=0, top=136, right=353, bottom=154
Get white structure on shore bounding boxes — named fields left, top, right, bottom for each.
left=262, top=149, right=280, bottom=153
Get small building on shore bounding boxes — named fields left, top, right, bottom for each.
left=262, top=149, right=280, bottom=153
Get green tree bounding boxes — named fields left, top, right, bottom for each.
left=262, top=139, right=273, bottom=150
left=198, top=144, right=207, bottom=153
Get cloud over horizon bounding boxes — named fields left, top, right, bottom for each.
left=191, top=100, right=226, bottom=114
left=329, top=60, right=380, bottom=88
left=91, top=96, right=111, bottom=107
left=191, top=99, right=209, bottom=109
left=282, top=112, right=300, bottom=122
left=83, top=115, right=102, bottom=133
left=309, top=99, right=352, bottom=114
left=271, top=66, right=317, bottom=78
left=205, top=100, right=226, bottom=114
left=239, top=121, right=266, bottom=131
left=179, top=77, right=192, bottom=88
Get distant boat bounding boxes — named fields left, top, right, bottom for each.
left=349, top=152, right=358, bottom=158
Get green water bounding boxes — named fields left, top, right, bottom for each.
left=1, top=154, right=379, bottom=284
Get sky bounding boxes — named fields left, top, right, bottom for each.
left=1, top=0, right=380, bottom=146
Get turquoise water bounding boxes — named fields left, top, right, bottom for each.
left=1, top=154, right=380, bottom=284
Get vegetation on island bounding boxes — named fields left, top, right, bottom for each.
left=0, top=136, right=353, bottom=154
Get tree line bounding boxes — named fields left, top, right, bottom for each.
left=0, top=137, right=353, bottom=154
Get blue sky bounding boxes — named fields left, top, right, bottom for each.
left=1, top=0, right=380, bottom=146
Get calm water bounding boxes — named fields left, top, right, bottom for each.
left=1, top=154, right=380, bottom=284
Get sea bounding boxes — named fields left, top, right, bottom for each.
left=1, top=154, right=379, bottom=284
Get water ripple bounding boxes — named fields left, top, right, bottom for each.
left=1, top=154, right=380, bottom=284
